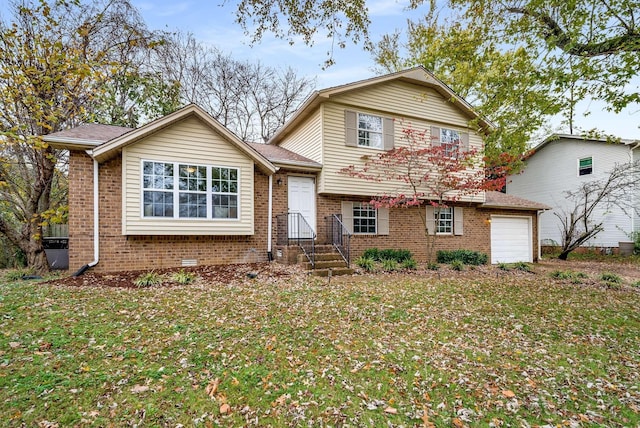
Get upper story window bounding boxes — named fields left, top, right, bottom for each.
left=440, top=128, right=462, bottom=157
left=579, top=157, right=593, bottom=176
left=142, top=160, right=239, bottom=220
left=353, top=202, right=377, bottom=234
left=435, top=207, right=453, bottom=234
left=358, top=113, right=383, bottom=149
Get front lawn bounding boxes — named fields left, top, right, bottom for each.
left=1, top=267, right=639, bottom=426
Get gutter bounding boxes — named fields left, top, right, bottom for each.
left=72, top=156, right=99, bottom=276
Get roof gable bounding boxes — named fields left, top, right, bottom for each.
left=85, top=105, right=275, bottom=174
left=532, top=133, right=639, bottom=154
left=268, top=66, right=492, bottom=145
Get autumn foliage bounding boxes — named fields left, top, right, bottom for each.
left=339, top=123, right=505, bottom=261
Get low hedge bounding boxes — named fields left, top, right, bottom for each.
left=362, top=248, right=413, bottom=262
left=436, top=249, right=488, bottom=265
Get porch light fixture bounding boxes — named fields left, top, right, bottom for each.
left=276, top=178, right=283, bottom=186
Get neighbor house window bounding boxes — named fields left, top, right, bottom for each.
left=435, top=207, right=453, bottom=234
left=579, top=157, right=593, bottom=176
left=440, top=128, right=462, bottom=157
left=142, top=161, right=239, bottom=220
left=358, top=113, right=383, bottom=149
left=353, top=202, right=377, bottom=234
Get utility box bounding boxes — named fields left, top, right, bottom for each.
left=43, top=237, right=69, bottom=270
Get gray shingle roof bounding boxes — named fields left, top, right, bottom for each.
left=47, top=124, right=133, bottom=142
left=483, top=191, right=550, bottom=210
left=247, top=143, right=322, bottom=169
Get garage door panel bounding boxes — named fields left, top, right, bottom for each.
left=491, top=216, right=532, bottom=264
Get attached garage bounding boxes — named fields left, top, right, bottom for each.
left=490, top=216, right=532, bottom=263
left=481, top=192, right=551, bottom=264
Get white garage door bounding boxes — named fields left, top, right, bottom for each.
left=490, top=216, right=532, bottom=264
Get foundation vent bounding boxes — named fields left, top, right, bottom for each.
left=181, top=259, right=198, bottom=267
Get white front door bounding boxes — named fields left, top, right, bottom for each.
left=288, top=176, right=316, bottom=239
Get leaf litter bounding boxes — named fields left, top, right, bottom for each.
left=0, top=260, right=638, bottom=426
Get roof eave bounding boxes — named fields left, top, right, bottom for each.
left=43, top=136, right=103, bottom=151
left=272, top=160, right=323, bottom=171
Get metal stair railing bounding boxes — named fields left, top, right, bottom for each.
left=325, top=214, right=351, bottom=267
left=276, top=212, right=316, bottom=268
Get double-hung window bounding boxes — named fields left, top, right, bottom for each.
left=435, top=207, right=453, bottom=234
left=440, top=128, right=462, bottom=158
left=353, top=202, right=377, bottom=234
left=142, top=160, right=239, bottom=220
left=143, top=161, right=175, bottom=217
left=578, top=157, right=593, bottom=176
left=358, top=113, right=383, bottom=149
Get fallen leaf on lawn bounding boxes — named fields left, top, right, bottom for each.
left=421, top=407, right=435, bottom=428
left=130, top=384, right=149, bottom=393
left=219, top=403, right=231, bottom=414
left=501, top=390, right=516, bottom=398
left=9, top=342, right=21, bottom=349
left=384, top=406, right=397, bottom=414
left=205, top=378, right=219, bottom=398
left=452, top=417, right=464, bottom=428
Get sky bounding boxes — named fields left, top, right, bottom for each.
left=131, top=0, right=640, bottom=142
left=3, top=0, right=639, bottom=141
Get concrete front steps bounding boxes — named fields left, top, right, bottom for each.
left=297, top=245, right=354, bottom=277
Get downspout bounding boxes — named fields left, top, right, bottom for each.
left=72, top=156, right=99, bottom=276
left=267, top=174, right=273, bottom=261
left=537, top=209, right=543, bottom=261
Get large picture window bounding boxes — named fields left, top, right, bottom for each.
left=358, top=113, right=383, bottom=149
left=142, top=161, right=239, bottom=220
left=353, top=202, right=377, bottom=234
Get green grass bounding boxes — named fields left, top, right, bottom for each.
left=1, top=273, right=639, bottom=426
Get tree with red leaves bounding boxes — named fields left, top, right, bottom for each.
left=339, top=123, right=505, bottom=262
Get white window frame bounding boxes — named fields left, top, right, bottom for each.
left=435, top=207, right=453, bottom=234
left=440, top=128, right=462, bottom=158
left=578, top=156, right=593, bottom=176
left=353, top=202, right=377, bottom=234
left=357, top=113, right=384, bottom=149
left=141, top=160, right=240, bottom=220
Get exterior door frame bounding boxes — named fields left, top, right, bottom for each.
left=287, top=175, right=316, bottom=239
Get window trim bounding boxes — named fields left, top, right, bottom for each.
left=352, top=202, right=378, bottom=234
left=141, top=159, right=240, bottom=221
left=357, top=113, right=384, bottom=149
left=578, top=156, right=593, bottom=176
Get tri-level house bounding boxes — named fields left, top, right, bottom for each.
left=45, top=67, right=548, bottom=273
left=507, top=133, right=639, bottom=251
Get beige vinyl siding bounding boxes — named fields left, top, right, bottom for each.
left=319, top=99, right=484, bottom=203
left=279, top=108, right=323, bottom=163
left=122, top=116, right=255, bottom=235
left=334, top=81, right=471, bottom=127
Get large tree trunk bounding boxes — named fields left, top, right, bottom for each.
left=22, top=222, right=50, bottom=275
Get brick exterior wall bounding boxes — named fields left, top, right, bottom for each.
left=68, top=151, right=272, bottom=273
left=314, top=194, right=539, bottom=263
left=270, top=175, right=540, bottom=264
left=68, top=156, right=540, bottom=273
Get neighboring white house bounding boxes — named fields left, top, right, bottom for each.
left=507, top=134, right=640, bottom=249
